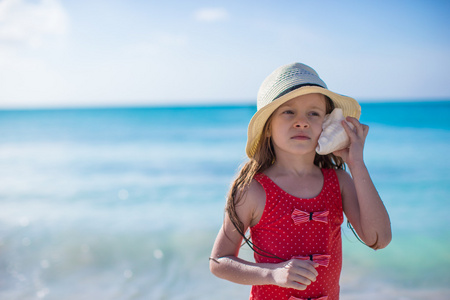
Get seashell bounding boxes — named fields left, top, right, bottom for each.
left=316, top=108, right=354, bottom=155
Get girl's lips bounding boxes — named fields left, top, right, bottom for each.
left=291, top=135, right=310, bottom=140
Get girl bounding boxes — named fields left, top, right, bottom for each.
left=210, top=63, right=391, bottom=300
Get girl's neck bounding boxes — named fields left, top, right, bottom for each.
left=267, top=151, right=319, bottom=178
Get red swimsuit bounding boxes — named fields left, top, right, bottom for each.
left=249, top=168, right=343, bottom=300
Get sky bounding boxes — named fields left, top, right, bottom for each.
left=0, top=0, right=449, bottom=108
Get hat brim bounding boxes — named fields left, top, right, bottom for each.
left=246, top=86, right=361, bottom=158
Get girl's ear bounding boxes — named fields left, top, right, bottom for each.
left=265, top=122, right=272, bottom=137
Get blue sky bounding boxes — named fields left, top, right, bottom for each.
left=0, top=0, right=449, bottom=108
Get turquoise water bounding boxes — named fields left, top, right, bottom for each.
left=0, top=101, right=449, bottom=299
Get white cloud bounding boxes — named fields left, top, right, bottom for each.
left=0, top=0, right=69, bottom=48
left=0, top=0, right=69, bottom=107
left=194, top=7, right=229, bottom=22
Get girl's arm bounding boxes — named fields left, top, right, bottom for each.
left=334, top=117, right=392, bottom=250
left=209, top=180, right=319, bottom=289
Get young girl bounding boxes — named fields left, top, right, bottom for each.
left=210, top=63, right=391, bottom=300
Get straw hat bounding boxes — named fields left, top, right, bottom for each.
left=246, top=62, right=361, bottom=158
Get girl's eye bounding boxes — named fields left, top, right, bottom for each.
left=309, top=111, right=321, bottom=117
left=282, top=110, right=294, bottom=115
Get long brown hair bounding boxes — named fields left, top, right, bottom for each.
left=225, top=96, right=346, bottom=259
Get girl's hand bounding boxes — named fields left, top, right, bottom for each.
left=333, top=117, right=369, bottom=167
left=270, top=259, right=319, bottom=290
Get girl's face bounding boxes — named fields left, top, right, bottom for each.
left=269, top=93, right=327, bottom=157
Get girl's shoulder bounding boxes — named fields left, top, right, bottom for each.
left=241, top=178, right=266, bottom=227
left=334, top=168, right=354, bottom=193
left=242, top=177, right=266, bottom=200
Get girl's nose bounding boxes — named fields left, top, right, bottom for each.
left=294, top=117, right=309, bottom=128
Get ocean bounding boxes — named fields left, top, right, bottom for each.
left=0, top=101, right=449, bottom=299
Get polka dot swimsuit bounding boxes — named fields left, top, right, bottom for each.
left=249, top=168, right=343, bottom=300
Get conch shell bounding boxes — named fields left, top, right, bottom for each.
left=316, top=108, right=354, bottom=155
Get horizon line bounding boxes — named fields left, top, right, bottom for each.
left=0, top=98, right=449, bottom=111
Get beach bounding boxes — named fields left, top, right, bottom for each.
left=0, top=102, right=449, bottom=299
